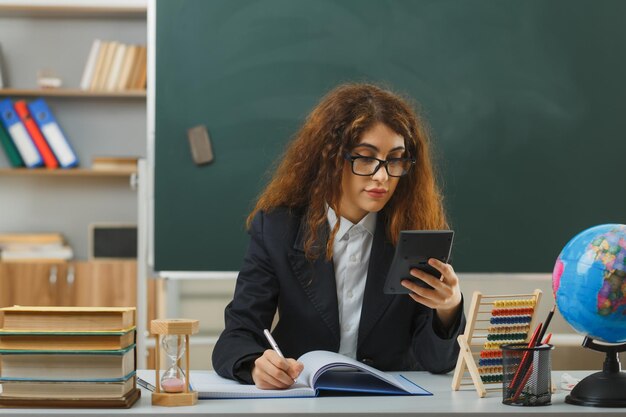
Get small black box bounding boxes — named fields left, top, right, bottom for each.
left=89, top=224, right=137, bottom=259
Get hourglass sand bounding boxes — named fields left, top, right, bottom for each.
left=161, top=334, right=186, bottom=393
left=150, top=319, right=199, bottom=406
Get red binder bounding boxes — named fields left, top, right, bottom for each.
left=14, top=100, right=58, bottom=168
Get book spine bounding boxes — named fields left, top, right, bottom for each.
left=127, top=45, right=144, bottom=90
left=0, top=246, right=73, bottom=260
left=94, top=41, right=118, bottom=91
left=116, top=45, right=135, bottom=91
left=105, top=43, right=127, bottom=92
left=0, top=348, right=135, bottom=381
left=134, top=46, right=147, bottom=90
left=27, top=98, right=78, bottom=168
left=14, top=100, right=59, bottom=169
left=0, top=98, right=43, bottom=168
left=0, top=42, right=5, bottom=89
left=0, top=120, right=24, bottom=167
left=89, top=40, right=109, bottom=91
left=0, top=233, right=64, bottom=245
left=80, top=39, right=102, bottom=91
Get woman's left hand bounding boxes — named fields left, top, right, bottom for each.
left=401, top=258, right=462, bottom=329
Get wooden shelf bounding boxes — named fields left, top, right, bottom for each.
left=0, top=168, right=136, bottom=177
left=0, top=4, right=146, bottom=18
left=0, top=89, right=146, bottom=98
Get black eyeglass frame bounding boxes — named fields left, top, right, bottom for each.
left=344, top=153, right=416, bottom=177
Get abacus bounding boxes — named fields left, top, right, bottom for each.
left=451, top=289, right=542, bottom=397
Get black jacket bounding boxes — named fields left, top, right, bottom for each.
left=212, top=207, right=465, bottom=383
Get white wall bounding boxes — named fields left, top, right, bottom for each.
left=170, top=273, right=619, bottom=372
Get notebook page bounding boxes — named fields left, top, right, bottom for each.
left=137, top=370, right=314, bottom=399
left=296, top=350, right=412, bottom=392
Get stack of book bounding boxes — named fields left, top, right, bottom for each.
left=0, top=233, right=73, bottom=261
left=80, top=40, right=147, bottom=92
left=0, top=306, right=140, bottom=408
left=0, top=98, right=78, bottom=169
left=91, top=156, right=139, bottom=174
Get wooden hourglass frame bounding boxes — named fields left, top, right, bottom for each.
left=150, top=319, right=199, bottom=406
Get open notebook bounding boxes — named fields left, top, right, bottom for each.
left=138, top=350, right=430, bottom=399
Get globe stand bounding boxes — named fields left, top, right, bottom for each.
left=566, top=337, right=626, bottom=407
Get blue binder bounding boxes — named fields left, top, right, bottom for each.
left=27, top=98, right=78, bottom=168
left=0, top=98, right=43, bottom=168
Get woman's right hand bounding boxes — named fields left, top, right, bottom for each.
left=251, top=349, right=304, bottom=389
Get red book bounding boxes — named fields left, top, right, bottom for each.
left=14, top=100, right=58, bottom=168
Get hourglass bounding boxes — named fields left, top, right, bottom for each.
left=150, top=319, right=199, bottom=406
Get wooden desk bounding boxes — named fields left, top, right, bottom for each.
left=1, top=371, right=622, bottom=416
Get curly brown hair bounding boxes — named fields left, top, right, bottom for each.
left=247, top=83, right=448, bottom=260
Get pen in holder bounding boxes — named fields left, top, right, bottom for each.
left=502, top=343, right=553, bottom=406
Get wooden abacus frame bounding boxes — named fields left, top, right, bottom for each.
left=451, top=289, right=542, bottom=398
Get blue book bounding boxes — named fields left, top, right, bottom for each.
left=0, top=98, right=42, bottom=168
left=138, top=351, right=431, bottom=399
left=27, top=98, right=78, bottom=168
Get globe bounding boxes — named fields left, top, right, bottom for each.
left=552, top=224, right=626, bottom=344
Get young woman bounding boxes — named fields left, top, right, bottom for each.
left=212, top=83, right=465, bottom=389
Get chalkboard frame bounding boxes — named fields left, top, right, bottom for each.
left=153, top=0, right=626, bottom=273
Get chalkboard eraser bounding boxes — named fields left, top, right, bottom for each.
left=187, top=125, right=214, bottom=165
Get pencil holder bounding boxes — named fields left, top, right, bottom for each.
left=501, top=343, right=553, bottom=406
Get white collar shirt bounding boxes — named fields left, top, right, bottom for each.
left=327, top=207, right=377, bottom=359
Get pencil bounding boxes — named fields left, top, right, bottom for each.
left=536, top=305, right=555, bottom=345
left=512, top=363, right=534, bottom=402
left=542, top=333, right=552, bottom=345
left=507, top=322, right=542, bottom=398
left=511, top=332, right=553, bottom=402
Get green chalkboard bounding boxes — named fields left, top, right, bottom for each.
left=155, top=0, right=626, bottom=272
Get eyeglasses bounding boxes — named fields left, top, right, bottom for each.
left=344, top=153, right=415, bottom=177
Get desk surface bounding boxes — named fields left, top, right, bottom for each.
left=1, top=371, right=623, bottom=416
